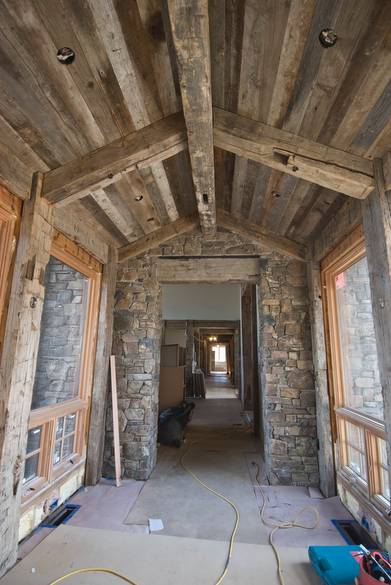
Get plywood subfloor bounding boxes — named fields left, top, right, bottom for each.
left=1, top=524, right=323, bottom=585
left=126, top=398, right=264, bottom=544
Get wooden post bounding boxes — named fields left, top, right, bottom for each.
left=185, top=320, right=194, bottom=392
left=362, top=156, right=391, bottom=489
left=307, top=258, right=336, bottom=497
left=110, top=355, right=122, bottom=488
left=85, top=245, right=118, bottom=486
left=0, top=173, right=53, bottom=576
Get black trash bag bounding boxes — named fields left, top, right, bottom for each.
left=158, top=401, right=195, bottom=447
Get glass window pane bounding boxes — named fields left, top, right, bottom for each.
left=380, top=468, right=390, bottom=502
left=56, top=417, right=64, bottom=439
left=63, top=435, right=75, bottom=459
left=53, top=440, right=62, bottom=465
left=335, top=256, right=383, bottom=419
left=346, top=445, right=367, bottom=480
left=378, top=438, right=390, bottom=501
left=31, top=256, right=88, bottom=409
left=65, top=413, right=76, bottom=435
left=26, top=427, right=42, bottom=454
left=345, top=421, right=367, bottom=480
left=23, top=454, right=39, bottom=484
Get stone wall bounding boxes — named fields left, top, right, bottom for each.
left=259, top=258, right=318, bottom=486
left=106, top=229, right=317, bottom=484
left=104, top=256, right=161, bottom=480
left=32, top=257, right=87, bottom=409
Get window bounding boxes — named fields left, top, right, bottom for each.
left=0, top=186, right=21, bottom=358
left=322, top=226, right=390, bottom=514
left=212, top=344, right=226, bottom=363
left=344, top=421, right=367, bottom=482
left=53, top=413, right=77, bottom=466
left=22, top=231, right=101, bottom=503
left=334, top=256, right=383, bottom=419
left=31, top=258, right=89, bottom=409
left=23, top=427, right=43, bottom=485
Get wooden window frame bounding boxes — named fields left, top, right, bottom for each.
left=321, top=225, right=390, bottom=519
left=22, top=230, right=101, bottom=505
left=0, top=186, right=22, bottom=357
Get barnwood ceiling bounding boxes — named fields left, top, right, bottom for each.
left=0, top=0, right=390, bottom=253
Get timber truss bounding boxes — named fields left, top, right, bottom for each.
left=38, top=1, right=387, bottom=263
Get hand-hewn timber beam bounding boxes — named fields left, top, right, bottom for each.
left=42, top=113, right=187, bottom=206
left=214, top=108, right=374, bottom=199
left=167, top=0, right=216, bottom=234
left=118, top=214, right=199, bottom=262
left=362, top=155, right=391, bottom=492
left=217, top=209, right=307, bottom=261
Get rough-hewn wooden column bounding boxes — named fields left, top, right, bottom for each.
left=185, top=320, right=195, bottom=390
left=307, top=259, right=336, bottom=497
left=0, top=173, right=53, bottom=576
left=362, top=155, right=391, bottom=488
left=85, top=245, right=118, bottom=486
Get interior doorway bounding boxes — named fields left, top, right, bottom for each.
left=158, top=281, right=250, bottom=430
left=210, top=343, right=227, bottom=373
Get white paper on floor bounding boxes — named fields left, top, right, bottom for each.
left=149, top=518, right=164, bottom=532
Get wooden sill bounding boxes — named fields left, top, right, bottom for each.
left=21, top=458, right=85, bottom=511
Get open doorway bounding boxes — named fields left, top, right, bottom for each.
left=210, top=343, right=227, bottom=373
left=159, top=283, right=242, bottom=419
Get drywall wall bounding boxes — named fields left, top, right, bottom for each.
left=164, top=328, right=187, bottom=347
left=162, top=284, right=241, bottom=320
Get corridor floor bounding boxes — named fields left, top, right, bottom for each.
left=205, top=373, right=238, bottom=399
left=125, top=397, right=264, bottom=543
left=4, top=398, right=351, bottom=585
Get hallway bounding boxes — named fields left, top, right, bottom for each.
left=4, top=398, right=352, bottom=585
left=205, top=373, right=238, bottom=399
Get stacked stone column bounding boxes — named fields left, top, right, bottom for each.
left=105, top=256, right=161, bottom=480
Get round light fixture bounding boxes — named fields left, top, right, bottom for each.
left=57, top=47, right=75, bottom=64
left=319, top=28, right=338, bottom=48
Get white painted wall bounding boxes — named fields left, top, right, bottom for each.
left=162, top=284, right=241, bottom=320
left=164, top=328, right=187, bottom=347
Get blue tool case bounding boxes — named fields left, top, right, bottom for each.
left=308, top=545, right=361, bottom=585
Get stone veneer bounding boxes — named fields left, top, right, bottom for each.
left=105, top=229, right=318, bottom=485
left=106, top=256, right=161, bottom=480
left=258, top=257, right=318, bottom=486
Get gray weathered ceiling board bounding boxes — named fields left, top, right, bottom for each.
left=0, top=0, right=389, bottom=243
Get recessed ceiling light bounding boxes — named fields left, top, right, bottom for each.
left=319, top=28, right=338, bottom=48
left=57, top=47, right=75, bottom=64
left=134, top=194, right=144, bottom=202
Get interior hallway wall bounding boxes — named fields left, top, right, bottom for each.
left=107, top=230, right=318, bottom=485
left=258, top=258, right=319, bottom=486
left=162, top=284, right=241, bottom=320
left=105, top=257, right=161, bottom=481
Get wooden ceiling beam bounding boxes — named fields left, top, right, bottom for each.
left=42, top=113, right=187, bottom=207
left=214, top=108, right=374, bottom=200
left=118, top=214, right=199, bottom=262
left=217, top=209, right=307, bottom=262
left=167, top=0, right=216, bottom=234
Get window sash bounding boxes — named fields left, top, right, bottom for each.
left=22, top=231, right=101, bottom=502
left=321, top=226, right=389, bottom=515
